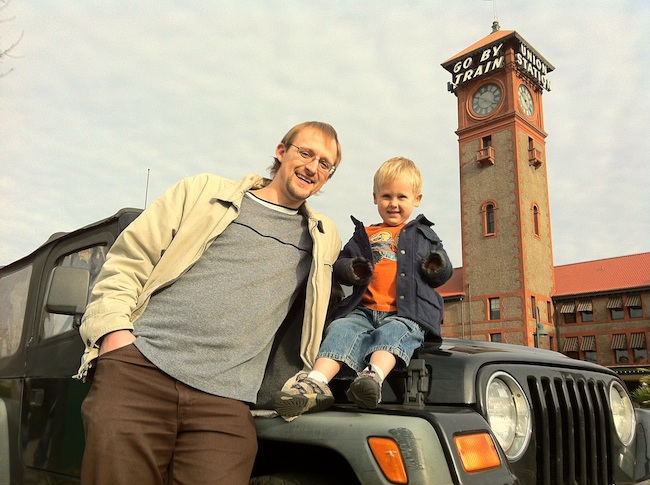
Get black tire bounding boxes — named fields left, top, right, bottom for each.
left=249, top=474, right=304, bottom=485
left=249, top=473, right=341, bottom=485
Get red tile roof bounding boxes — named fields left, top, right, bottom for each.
left=438, top=267, right=464, bottom=298
left=554, top=252, right=650, bottom=296
left=442, top=29, right=515, bottom=66
left=438, top=253, right=650, bottom=299
left=441, top=29, right=554, bottom=71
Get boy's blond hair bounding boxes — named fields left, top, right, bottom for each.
left=373, top=157, right=422, bottom=195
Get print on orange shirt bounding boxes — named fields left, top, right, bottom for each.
left=361, top=224, right=405, bottom=312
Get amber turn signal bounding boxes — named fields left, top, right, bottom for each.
left=454, top=432, right=501, bottom=472
left=368, top=437, right=408, bottom=484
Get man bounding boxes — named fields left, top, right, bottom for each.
left=77, top=121, right=342, bottom=484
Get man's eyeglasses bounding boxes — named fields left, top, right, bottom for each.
left=290, top=144, right=336, bottom=176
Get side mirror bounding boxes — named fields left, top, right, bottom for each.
left=45, top=266, right=90, bottom=316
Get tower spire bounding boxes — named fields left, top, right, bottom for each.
left=488, top=0, right=500, bottom=32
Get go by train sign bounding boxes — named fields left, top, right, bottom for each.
left=443, top=30, right=554, bottom=92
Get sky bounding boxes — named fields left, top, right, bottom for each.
left=1, top=1, right=649, bottom=269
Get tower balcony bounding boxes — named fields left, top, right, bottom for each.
left=476, top=146, right=495, bottom=166
left=528, top=147, right=543, bottom=169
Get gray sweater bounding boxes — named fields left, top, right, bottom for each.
left=133, top=194, right=312, bottom=403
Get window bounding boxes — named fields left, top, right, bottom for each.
left=528, top=136, right=542, bottom=169
left=0, top=265, right=33, bottom=358
left=490, top=333, right=502, bottom=343
left=615, top=349, right=629, bottom=364
left=562, top=336, right=579, bottom=359
left=531, top=296, right=536, bottom=319
left=626, top=295, right=642, bottom=318
left=634, top=349, right=648, bottom=364
left=611, top=334, right=629, bottom=364
left=564, top=313, right=576, bottom=324
left=42, top=245, right=108, bottom=339
left=560, top=302, right=576, bottom=324
left=477, top=136, right=494, bottom=166
left=489, top=298, right=501, bottom=320
left=575, top=300, right=593, bottom=322
left=483, top=202, right=496, bottom=236
left=611, top=308, right=624, bottom=320
left=532, top=204, right=540, bottom=237
left=580, top=335, right=597, bottom=363
left=580, top=311, right=594, bottom=323
left=607, top=296, right=624, bottom=320
left=631, top=332, right=647, bottom=364
left=546, top=301, right=552, bottom=323
left=486, top=205, right=495, bottom=234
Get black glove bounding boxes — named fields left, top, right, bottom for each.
left=421, top=251, right=446, bottom=278
left=346, top=257, right=373, bottom=285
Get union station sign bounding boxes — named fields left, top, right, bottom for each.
left=445, top=33, right=553, bottom=92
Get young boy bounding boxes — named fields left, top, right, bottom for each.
left=274, top=157, right=453, bottom=417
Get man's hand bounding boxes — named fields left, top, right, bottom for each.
left=99, top=330, right=136, bottom=356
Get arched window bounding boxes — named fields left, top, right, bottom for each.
left=532, top=204, right=540, bottom=237
left=482, top=201, right=496, bottom=236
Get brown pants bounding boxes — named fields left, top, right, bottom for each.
left=81, top=344, right=257, bottom=485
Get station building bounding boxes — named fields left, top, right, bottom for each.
left=436, top=22, right=649, bottom=391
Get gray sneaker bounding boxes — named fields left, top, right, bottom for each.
left=347, top=369, right=382, bottom=409
left=273, top=374, right=334, bottom=418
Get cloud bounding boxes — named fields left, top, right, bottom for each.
left=1, top=1, right=648, bottom=268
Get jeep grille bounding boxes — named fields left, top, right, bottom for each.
left=527, top=375, right=611, bottom=484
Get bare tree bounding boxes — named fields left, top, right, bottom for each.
left=0, top=0, right=23, bottom=78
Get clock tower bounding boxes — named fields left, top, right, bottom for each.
left=441, top=23, right=556, bottom=348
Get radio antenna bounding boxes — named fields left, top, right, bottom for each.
left=144, top=168, right=150, bottom=208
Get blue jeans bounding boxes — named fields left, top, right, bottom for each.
left=317, top=307, right=425, bottom=373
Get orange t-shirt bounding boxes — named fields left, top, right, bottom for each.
left=361, top=223, right=404, bottom=312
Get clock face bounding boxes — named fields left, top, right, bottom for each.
left=518, top=84, right=534, bottom=116
left=471, top=83, right=502, bottom=116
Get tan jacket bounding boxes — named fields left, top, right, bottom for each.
left=76, top=173, right=341, bottom=380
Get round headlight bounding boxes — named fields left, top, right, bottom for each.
left=609, top=381, right=636, bottom=446
left=486, top=372, right=532, bottom=460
